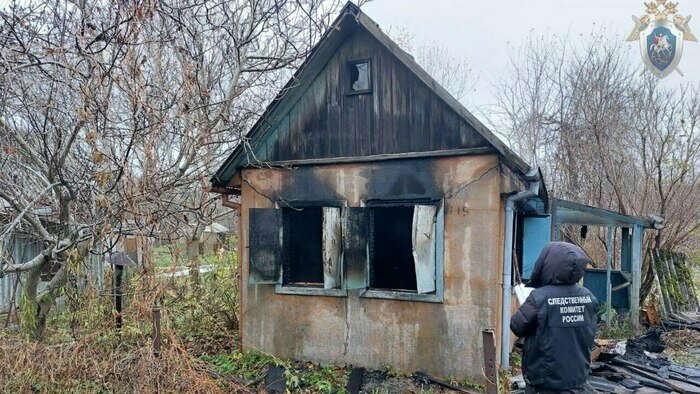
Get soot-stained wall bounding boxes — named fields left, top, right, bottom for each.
left=238, top=155, right=504, bottom=380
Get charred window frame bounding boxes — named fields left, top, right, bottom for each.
left=246, top=202, right=346, bottom=297
left=347, top=59, right=372, bottom=95
left=361, top=200, right=444, bottom=303
left=275, top=203, right=347, bottom=297
left=248, top=200, right=444, bottom=302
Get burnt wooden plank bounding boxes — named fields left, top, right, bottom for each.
left=264, top=147, right=494, bottom=166
left=355, top=93, right=373, bottom=157
left=326, top=40, right=343, bottom=158
left=264, top=136, right=274, bottom=162
left=275, top=116, right=290, bottom=161
left=339, top=94, right=355, bottom=158
left=248, top=208, right=282, bottom=284
left=430, top=96, right=445, bottom=150
left=265, top=365, right=286, bottom=394
left=298, top=87, right=313, bottom=159
left=289, top=97, right=303, bottom=159
left=407, top=78, right=423, bottom=152
left=443, top=109, right=462, bottom=150
left=389, top=59, right=403, bottom=154
left=239, top=23, right=495, bottom=166
left=342, top=208, right=369, bottom=289
left=336, top=36, right=355, bottom=158
left=372, top=49, right=390, bottom=155
left=345, top=367, right=365, bottom=394
left=420, top=86, right=432, bottom=152
left=384, top=60, right=398, bottom=154
left=307, top=73, right=328, bottom=158
left=410, top=72, right=431, bottom=152
left=459, top=119, right=489, bottom=148
left=354, top=32, right=375, bottom=157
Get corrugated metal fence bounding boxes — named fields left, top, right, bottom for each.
left=0, top=235, right=40, bottom=313
left=0, top=234, right=105, bottom=314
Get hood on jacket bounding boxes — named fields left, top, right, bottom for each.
left=526, top=242, right=591, bottom=288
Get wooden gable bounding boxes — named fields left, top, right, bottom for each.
left=254, top=27, right=491, bottom=162
left=212, top=2, right=529, bottom=188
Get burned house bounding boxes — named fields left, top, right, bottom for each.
left=210, top=3, right=652, bottom=380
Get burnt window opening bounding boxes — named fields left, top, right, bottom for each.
left=248, top=206, right=344, bottom=289
left=282, top=207, right=324, bottom=286
left=370, top=206, right=416, bottom=291
left=347, top=59, right=371, bottom=94
left=369, top=204, right=437, bottom=293
left=248, top=203, right=441, bottom=299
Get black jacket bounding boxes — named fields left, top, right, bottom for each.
left=510, top=242, right=599, bottom=390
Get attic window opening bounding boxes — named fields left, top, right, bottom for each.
left=283, top=207, right=324, bottom=286
left=348, top=59, right=371, bottom=94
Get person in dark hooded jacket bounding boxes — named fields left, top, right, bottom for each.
left=511, top=242, right=599, bottom=394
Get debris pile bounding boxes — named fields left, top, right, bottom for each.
left=511, top=328, right=700, bottom=393
left=588, top=329, right=700, bottom=393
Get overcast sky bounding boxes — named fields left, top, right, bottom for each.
left=362, top=0, right=700, bottom=121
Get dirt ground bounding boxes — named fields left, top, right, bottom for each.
left=662, top=329, right=700, bottom=367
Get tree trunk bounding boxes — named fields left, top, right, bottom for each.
left=20, top=264, right=42, bottom=338
left=19, top=248, right=78, bottom=340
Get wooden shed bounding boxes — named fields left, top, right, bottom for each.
left=209, top=2, right=648, bottom=380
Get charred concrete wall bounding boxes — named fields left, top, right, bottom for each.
left=238, top=155, right=505, bottom=380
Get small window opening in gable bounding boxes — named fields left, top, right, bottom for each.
left=283, top=207, right=324, bottom=286
left=369, top=204, right=437, bottom=294
left=347, top=59, right=371, bottom=94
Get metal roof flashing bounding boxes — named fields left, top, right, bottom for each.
left=552, top=198, right=655, bottom=229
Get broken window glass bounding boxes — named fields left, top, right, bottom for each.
left=348, top=60, right=371, bottom=93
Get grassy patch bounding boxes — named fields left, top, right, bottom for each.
left=153, top=244, right=177, bottom=267
left=460, top=376, right=486, bottom=391
left=666, top=350, right=700, bottom=367
left=597, top=306, right=638, bottom=340
left=201, top=351, right=281, bottom=381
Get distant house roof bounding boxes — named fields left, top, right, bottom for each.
left=211, top=2, right=531, bottom=189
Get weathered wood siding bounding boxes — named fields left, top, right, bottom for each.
left=256, top=27, right=490, bottom=162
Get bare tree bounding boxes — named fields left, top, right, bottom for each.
left=495, top=31, right=700, bottom=300
left=0, top=0, right=342, bottom=339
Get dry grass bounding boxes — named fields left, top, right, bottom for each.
left=0, top=330, right=233, bottom=393
left=662, top=329, right=700, bottom=368
left=0, top=250, right=243, bottom=393
left=662, top=328, right=700, bottom=350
